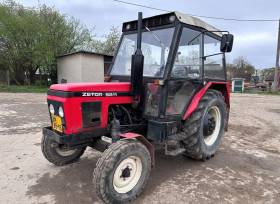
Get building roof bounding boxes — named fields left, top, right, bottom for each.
left=56, top=50, right=113, bottom=59
left=174, top=11, right=222, bottom=37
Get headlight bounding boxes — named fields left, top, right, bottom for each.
left=169, top=15, right=176, bottom=23
left=126, top=23, right=131, bottom=30
left=49, top=104, right=55, bottom=114
left=58, top=106, right=64, bottom=118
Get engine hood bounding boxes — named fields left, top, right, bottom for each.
left=49, top=82, right=131, bottom=92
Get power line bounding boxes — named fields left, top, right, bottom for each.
left=112, top=0, right=279, bottom=22
left=113, top=0, right=170, bottom=12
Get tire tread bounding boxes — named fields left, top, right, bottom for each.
left=93, top=140, right=151, bottom=204
left=183, top=89, right=226, bottom=160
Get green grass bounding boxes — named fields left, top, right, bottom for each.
left=0, top=85, right=48, bottom=93
left=258, top=91, right=280, bottom=96
left=243, top=89, right=280, bottom=96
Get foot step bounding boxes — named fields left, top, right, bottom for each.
left=164, top=141, right=185, bottom=156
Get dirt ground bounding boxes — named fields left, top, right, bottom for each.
left=0, top=93, right=280, bottom=204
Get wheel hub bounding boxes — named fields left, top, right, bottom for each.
left=53, top=143, right=77, bottom=157
left=203, top=106, right=221, bottom=146
left=203, top=115, right=216, bottom=136
left=121, top=166, right=132, bottom=179
left=113, top=156, right=142, bottom=194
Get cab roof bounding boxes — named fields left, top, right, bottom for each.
left=123, top=11, right=222, bottom=37
left=174, top=11, right=222, bottom=37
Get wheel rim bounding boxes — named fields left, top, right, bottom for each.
left=203, top=106, right=221, bottom=146
left=53, top=143, right=77, bottom=157
left=113, top=156, right=142, bottom=194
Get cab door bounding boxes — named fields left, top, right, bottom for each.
left=165, top=26, right=203, bottom=117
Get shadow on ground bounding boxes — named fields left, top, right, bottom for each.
left=26, top=143, right=280, bottom=204
left=26, top=155, right=100, bottom=203
left=26, top=150, right=199, bottom=204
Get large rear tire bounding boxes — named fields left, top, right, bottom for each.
left=93, top=140, right=151, bottom=204
left=183, top=89, right=227, bottom=160
left=41, top=134, right=86, bottom=166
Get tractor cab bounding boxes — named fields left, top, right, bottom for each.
left=109, top=11, right=233, bottom=141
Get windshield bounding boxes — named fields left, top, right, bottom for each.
left=110, top=27, right=175, bottom=77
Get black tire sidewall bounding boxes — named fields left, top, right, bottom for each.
left=103, top=142, right=151, bottom=203
left=198, top=96, right=226, bottom=155
left=42, top=134, right=86, bottom=165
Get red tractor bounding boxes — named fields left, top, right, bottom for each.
left=42, top=11, right=233, bottom=203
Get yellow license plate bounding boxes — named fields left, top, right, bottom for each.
left=52, top=115, right=63, bottom=133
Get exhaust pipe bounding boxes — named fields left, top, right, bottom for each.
left=130, top=12, right=144, bottom=99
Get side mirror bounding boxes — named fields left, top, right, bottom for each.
left=220, top=34, right=234, bottom=52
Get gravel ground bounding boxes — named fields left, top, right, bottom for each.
left=0, top=92, right=280, bottom=204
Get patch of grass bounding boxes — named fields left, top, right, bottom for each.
left=243, top=89, right=280, bottom=96
left=258, top=91, right=280, bottom=96
left=0, top=85, right=48, bottom=93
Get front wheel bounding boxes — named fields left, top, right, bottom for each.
left=93, top=140, right=151, bottom=204
left=41, top=134, right=86, bottom=166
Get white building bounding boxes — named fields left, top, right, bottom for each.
left=57, top=51, right=113, bottom=83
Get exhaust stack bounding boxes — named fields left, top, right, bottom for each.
left=130, top=12, right=144, bottom=98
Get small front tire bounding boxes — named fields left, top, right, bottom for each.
left=41, top=134, right=86, bottom=166
left=93, top=139, right=151, bottom=204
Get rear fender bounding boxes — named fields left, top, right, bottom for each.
left=183, top=81, right=230, bottom=120
left=119, top=132, right=155, bottom=167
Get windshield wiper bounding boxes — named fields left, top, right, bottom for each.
left=202, top=53, right=223, bottom=60
left=144, top=26, right=166, bottom=48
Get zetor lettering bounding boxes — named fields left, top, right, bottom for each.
left=81, top=92, right=118, bottom=97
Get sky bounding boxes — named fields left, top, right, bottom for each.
left=11, top=0, right=280, bottom=68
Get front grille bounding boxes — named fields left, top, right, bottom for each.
left=81, top=102, right=102, bottom=128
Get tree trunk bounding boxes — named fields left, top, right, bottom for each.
left=6, top=70, right=10, bottom=86
left=10, top=72, right=21, bottom=86
left=28, top=69, right=37, bottom=85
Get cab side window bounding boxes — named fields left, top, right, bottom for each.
left=171, top=27, right=202, bottom=79
left=204, top=35, right=225, bottom=80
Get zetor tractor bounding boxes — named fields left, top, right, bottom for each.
left=42, top=11, right=233, bottom=203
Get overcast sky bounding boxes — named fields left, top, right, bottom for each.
left=13, top=0, right=280, bottom=68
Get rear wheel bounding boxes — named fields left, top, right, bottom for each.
left=93, top=140, right=151, bottom=204
left=183, top=89, right=227, bottom=160
left=41, top=134, right=86, bottom=166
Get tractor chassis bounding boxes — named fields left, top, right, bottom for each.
left=42, top=126, right=108, bottom=148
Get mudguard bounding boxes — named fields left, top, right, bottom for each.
left=183, top=81, right=230, bottom=120
left=119, top=132, right=155, bottom=166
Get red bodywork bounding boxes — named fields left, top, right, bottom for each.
left=183, top=81, right=230, bottom=120
left=48, top=82, right=132, bottom=134
left=47, top=81, right=230, bottom=135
